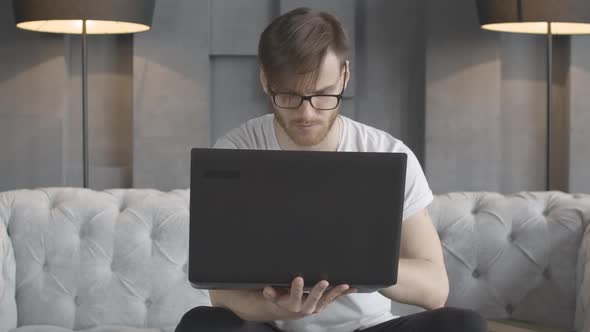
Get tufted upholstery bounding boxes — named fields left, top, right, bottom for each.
left=0, top=188, right=211, bottom=332
left=426, top=192, right=590, bottom=330
left=0, top=188, right=588, bottom=332
left=577, top=212, right=590, bottom=332
left=0, top=195, right=17, bottom=332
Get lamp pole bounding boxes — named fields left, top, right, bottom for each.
left=546, top=22, right=552, bottom=191
left=82, top=19, right=89, bottom=188
left=13, top=1, right=156, bottom=189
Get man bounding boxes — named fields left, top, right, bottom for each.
left=176, top=7, right=487, bottom=332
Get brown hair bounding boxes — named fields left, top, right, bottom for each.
left=258, top=7, right=350, bottom=91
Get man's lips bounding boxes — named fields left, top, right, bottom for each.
left=293, top=121, right=320, bottom=128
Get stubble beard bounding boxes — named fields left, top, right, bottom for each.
left=273, top=108, right=340, bottom=147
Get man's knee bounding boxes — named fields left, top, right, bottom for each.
left=431, top=307, right=487, bottom=332
left=175, top=306, right=244, bottom=332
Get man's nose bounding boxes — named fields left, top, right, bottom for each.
left=298, top=98, right=316, bottom=119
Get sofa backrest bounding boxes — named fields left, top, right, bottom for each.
left=0, top=188, right=210, bottom=331
left=0, top=189, right=588, bottom=331
left=0, top=200, right=17, bottom=332
left=420, top=192, right=589, bottom=330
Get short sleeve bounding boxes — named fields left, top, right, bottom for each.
left=212, top=136, right=238, bottom=149
left=401, top=146, right=433, bottom=221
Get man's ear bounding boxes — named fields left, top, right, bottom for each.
left=260, top=67, right=269, bottom=94
left=344, top=60, right=351, bottom=90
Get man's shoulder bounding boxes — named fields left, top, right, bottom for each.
left=341, top=116, right=408, bottom=153
left=229, top=113, right=272, bottom=136
left=214, top=114, right=274, bottom=149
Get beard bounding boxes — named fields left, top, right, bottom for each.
left=273, top=108, right=340, bottom=147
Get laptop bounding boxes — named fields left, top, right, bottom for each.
left=189, top=148, right=407, bottom=292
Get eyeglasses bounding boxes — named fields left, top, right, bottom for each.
left=268, top=63, right=348, bottom=111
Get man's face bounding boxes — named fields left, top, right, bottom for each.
left=267, top=51, right=347, bottom=147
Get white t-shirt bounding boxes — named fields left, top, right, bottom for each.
left=213, top=114, right=434, bottom=332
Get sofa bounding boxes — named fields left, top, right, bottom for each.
left=0, top=188, right=588, bottom=332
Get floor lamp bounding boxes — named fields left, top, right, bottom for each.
left=13, top=0, right=155, bottom=188
left=476, top=0, right=590, bottom=191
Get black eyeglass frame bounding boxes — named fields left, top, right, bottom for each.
left=267, top=61, right=349, bottom=111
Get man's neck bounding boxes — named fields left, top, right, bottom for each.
left=274, top=116, right=342, bottom=152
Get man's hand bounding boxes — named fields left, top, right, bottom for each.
left=262, top=277, right=357, bottom=319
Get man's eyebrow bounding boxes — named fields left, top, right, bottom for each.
left=313, top=83, right=339, bottom=94
left=277, top=80, right=339, bottom=95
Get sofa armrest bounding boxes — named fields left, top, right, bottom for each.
left=576, top=223, right=590, bottom=332
left=0, top=220, right=17, bottom=332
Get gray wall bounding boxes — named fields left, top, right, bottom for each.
left=1, top=0, right=589, bottom=194
left=569, top=36, right=590, bottom=193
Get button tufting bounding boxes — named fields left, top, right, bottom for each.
left=42, top=262, right=49, bottom=272
left=472, top=269, right=481, bottom=279
left=543, top=268, right=551, bottom=280
left=49, top=196, right=64, bottom=210
left=74, top=296, right=81, bottom=306
left=145, top=299, right=152, bottom=307
left=508, top=234, right=515, bottom=242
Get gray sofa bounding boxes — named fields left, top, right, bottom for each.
left=0, top=188, right=588, bottom=332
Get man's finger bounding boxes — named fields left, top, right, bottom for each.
left=288, top=277, right=304, bottom=312
left=301, top=280, right=329, bottom=314
left=263, top=286, right=277, bottom=302
left=314, top=284, right=349, bottom=313
left=341, top=288, right=358, bottom=296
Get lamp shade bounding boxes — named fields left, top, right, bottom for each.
left=13, top=0, right=156, bottom=34
left=476, top=0, right=590, bottom=34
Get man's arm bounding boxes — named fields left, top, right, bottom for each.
left=379, top=208, right=449, bottom=310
